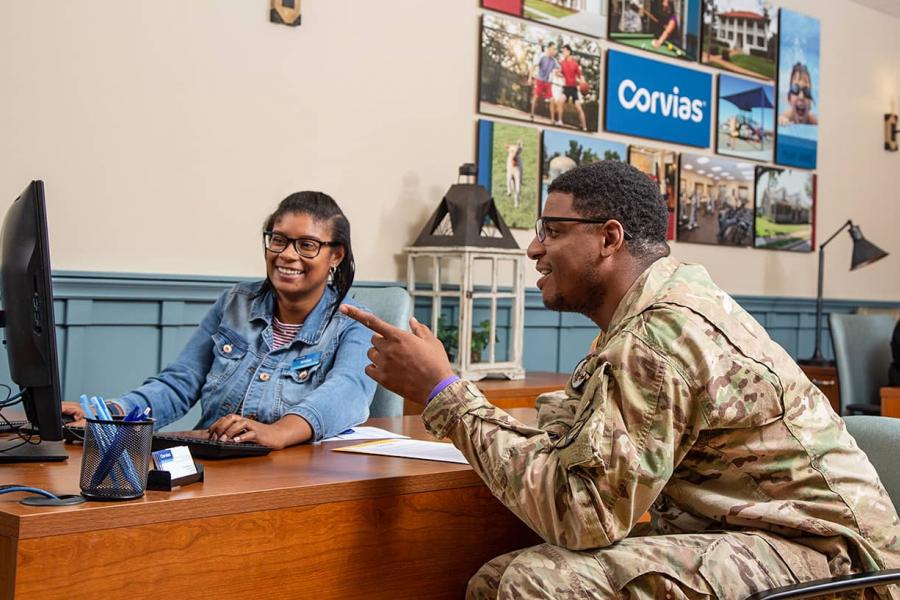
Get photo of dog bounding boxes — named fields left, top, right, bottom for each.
left=506, top=142, right=524, bottom=207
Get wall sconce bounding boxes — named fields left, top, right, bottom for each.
left=886, top=113, right=898, bottom=151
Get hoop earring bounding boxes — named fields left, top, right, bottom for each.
left=328, top=266, right=337, bottom=283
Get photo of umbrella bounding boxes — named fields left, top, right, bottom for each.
left=716, top=74, right=775, bottom=162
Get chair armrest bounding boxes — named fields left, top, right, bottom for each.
left=745, top=569, right=900, bottom=600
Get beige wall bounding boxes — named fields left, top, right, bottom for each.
left=1, top=0, right=898, bottom=300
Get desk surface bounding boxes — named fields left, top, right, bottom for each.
left=1, top=410, right=541, bottom=599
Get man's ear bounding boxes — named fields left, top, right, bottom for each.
left=598, top=220, right=627, bottom=257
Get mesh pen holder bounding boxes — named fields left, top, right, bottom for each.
left=79, top=418, right=154, bottom=500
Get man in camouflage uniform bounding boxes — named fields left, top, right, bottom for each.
left=342, top=161, right=900, bottom=599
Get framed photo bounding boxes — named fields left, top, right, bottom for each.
left=754, top=166, right=815, bottom=251
left=479, top=14, right=602, bottom=132
left=677, top=153, right=754, bottom=247
left=629, top=145, right=679, bottom=240
left=608, top=0, right=702, bottom=62
left=774, top=8, right=819, bottom=169
left=715, top=73, right=775, bottom=162
left=700, top=0, right=777, bottom=80
left=477, top=119, right=542, bottom=229
left=541, top=130, right=626, bottom=208
left=481, top=0, right=608, bottom=38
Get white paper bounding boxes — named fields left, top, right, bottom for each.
left=332, top=439, right=468, bottom=464
left=318, top=426, right=410, bottom=443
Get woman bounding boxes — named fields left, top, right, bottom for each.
left=62, top=192, right=375, bottom=449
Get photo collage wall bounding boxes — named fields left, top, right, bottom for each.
left=477, top=0, right=819, bottom=252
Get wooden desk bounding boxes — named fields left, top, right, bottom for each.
left=0, top=411, right=540, bottom=600
left=404, top=371, right=570, bottom=414
left=881, top=386, right=900, bottom=418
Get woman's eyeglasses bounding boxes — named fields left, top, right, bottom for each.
left=263, top=231, right=340, bottom=258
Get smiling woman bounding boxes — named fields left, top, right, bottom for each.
left=61, top=192, right=376, bottom=449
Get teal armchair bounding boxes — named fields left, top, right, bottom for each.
left=829, top=313, right=895, bottom=415
left=350, top=286, right=411, bottom=418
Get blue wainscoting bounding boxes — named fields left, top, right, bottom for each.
left=0, top=271, right=897, bottom=403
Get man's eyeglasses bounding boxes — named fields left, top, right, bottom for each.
left=534, top=216, right=632, bottom=243
left=788, top=84, right=814, bottom=100
left=263, top=231, right=340, bottom=258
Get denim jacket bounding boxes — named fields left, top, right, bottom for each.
left=117, top=282, right=375, bottom=441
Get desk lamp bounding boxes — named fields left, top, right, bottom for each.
left=800, top=220, right=888, bottom=366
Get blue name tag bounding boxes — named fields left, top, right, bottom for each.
left=291, top=353, right=322, bottom=371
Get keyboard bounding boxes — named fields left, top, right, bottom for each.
left=0, top=419, right=30, bottom=433
left=152, top=431, right=271, bottom=460
left=62, top=426, right=271, bottom=460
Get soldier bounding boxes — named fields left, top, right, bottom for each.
left=341, top=161, right=900, bottom=599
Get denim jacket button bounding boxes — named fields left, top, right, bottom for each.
left=298, top=370, right=310, bottom=382
left=259, top=372, right=270, bottom=382
left=223, top=344, right=233, bottom=354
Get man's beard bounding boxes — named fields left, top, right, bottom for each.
left=542, top=271, right=605, bottom=316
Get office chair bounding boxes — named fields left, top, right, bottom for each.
left=350, top=286, right=411, bottom=417
left=829, top=313, right=895, bottom=415
left=745, top=415, right=900, bottom=599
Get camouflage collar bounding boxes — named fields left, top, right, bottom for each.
left=598, top=256, right=681, bottom=347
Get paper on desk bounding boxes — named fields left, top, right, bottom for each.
left=332, top=439, right=468, bottom=464
left=318, top=426, right=410, bottom=443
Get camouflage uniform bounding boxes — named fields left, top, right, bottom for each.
left=422, top=257, right=900, bottom=599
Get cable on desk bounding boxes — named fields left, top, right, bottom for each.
left=0, top=485, right=60, bottom=500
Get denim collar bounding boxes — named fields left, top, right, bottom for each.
left=250, top=283, right=338, bottom=346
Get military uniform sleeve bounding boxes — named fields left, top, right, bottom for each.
left=422, top=332, right=700, bottom=551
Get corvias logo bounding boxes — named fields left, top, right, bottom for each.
left=617, top=79, right=705, bottom=123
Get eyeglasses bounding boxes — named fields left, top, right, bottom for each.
left=263, top=231, right=340, bottom=258
left=534, top=216, right=632, bottom=243
left=788, top=84, right=814, bottom=100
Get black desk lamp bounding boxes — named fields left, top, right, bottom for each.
left=800, top=220, right=889, bottom=366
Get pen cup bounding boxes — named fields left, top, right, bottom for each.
left=79, top=417, right=154, bottom=500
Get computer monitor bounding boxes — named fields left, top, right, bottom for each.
left=0, top=180, right=67, bottom=462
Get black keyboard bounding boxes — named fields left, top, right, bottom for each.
left=0, top=419, right=30, bottom=433
left=151, top=432, right=271, bottom=460
left=62, top=426, right=271, bottom=460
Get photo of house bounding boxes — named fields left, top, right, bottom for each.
left=701, top=0, right=778, bottom=80
left=754, top=166, right=815, bottom=251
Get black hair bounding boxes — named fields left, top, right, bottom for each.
left=547, top=41, right=556, bottom=48
left=562, top=44, right=572, bottom=52
left=261, top=191, right=355, bottom=323
left=788, top=62, right=813, bottom=93
left=546, top=161, right=669, bottom=261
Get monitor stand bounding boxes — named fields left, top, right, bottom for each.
left=0, top=440, right=68, bottom=463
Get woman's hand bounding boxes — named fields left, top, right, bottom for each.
left=61, top=401, right=87, bottom=426
left=207, top=414, right=312, bottom=449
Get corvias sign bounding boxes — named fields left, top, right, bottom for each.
left=604, top=50, right=712, bottom=148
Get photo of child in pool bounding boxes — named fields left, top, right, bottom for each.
left=774, top=8, right=820, bottom=169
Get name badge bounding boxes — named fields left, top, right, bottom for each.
left=291, top=353, right=322, bottom=372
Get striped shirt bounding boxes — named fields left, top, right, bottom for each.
left=272, top=316, right=303, bottom=349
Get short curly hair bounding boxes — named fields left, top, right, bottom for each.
left=547, top=160, right=669, bottom=259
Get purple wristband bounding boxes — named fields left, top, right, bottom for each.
left=426, top=375, right=460, bottom=404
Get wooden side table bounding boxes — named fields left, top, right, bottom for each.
left=799, top=364, right=841, bottom=414
left=404, top=372, right=570, bottom=414
left=881, top=387, right=900, bottom=418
